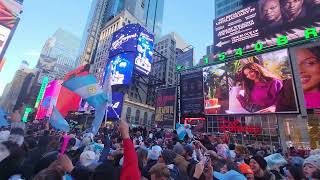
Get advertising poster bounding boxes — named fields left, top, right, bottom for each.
left=155, top=87, right=176, bottom=129
left=135, top=28, right=154, bottom=75
left=107, top=52, right=134, bottom=86
left=214, top=0, right=320, bottom=54
left=180, top=71, right=204, bottom=117
left=109, top=24, right=140, bottom=58
left=107, top=92, right=124, bottom=120
left=203, top=49, right=298, bottom=115
left=292, top=44, right=320, bottom=109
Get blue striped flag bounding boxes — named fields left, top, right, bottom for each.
left=91, top=103, right=106, bottom=135
left=62, top=74, right=108, bottom=108
left=0, top=108, right=8, bottom=127
left=49, top=107, right=70, bottom=132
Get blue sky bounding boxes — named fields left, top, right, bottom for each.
left=0, top=0, right=214, bottom=95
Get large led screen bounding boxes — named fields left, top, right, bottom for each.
left=109, top=24, right=140, bottom=58
left=203, top=49, right=298, bottom=115
left=135, top=28, right=154, bottom=75
left=107, top=92, right=124, bottom=120
left=292, top=44, right=320, bottom=109
left=107, top=52, right=134, bottom=86
left=214, top=0, right=320, bottom=54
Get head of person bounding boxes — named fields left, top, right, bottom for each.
left=284, top=164, right=305, bottom=180
left=296, top=47, right=320, bottom=93
left=184, top=144, right=194, bottom=159
left=137, top=148, right=148, bottom=170
left=303, top=155, right=320, bottom=178
left=281, top=0, right=304, bottom=18
left=159, top=149, right=177, bottom=165
left=33, top=168, right=64, bottom=180
left=149, top=163, right=171, bottom=180
left=148, top=145, right=162, bottom=161
left=173, top=142, right=185, bottom=156
left=239, top=163, right=255, bottom=180
left=249, top=156, right=268, bottom=174
left=260, top=0, right=282, bottom=22
left=214, top=159, right=228, bottom=173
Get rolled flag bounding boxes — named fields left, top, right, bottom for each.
left=264, top=153, right=287, bottom=169
left=62, top=74, right=108, bottom=109
left=49, top=107, right=70, bottom=132
left=176, top=123, right=186, bottom=140
left=91, top=103, right=106, bottom=135
left=0, top=108, right=9, bottom=127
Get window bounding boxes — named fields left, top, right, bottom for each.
left=126, top=107, right=131, bottom=122
left=135, top=110, right=140, bottom=124
left=143, top=112, right=148, bottom=125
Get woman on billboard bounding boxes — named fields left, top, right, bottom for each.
left=236, top=63, right=283, bottom=113
left=296, top=46, right=320, bottom=108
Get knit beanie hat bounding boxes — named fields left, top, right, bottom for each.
left=251, top=156, right=267, bottom=170
left=161, top=149, right=177, bottom=165
left=303, top=155, right=320, bottom=170
left=173, top=143, right=185, bottom=156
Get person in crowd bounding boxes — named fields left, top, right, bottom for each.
left=303, top=155, right=320, bottom=179
left=284, top=164, right=306, bottom=180
left=239, top=162, right=255, bottom=180
left=281, top=0, right=306, bottom=23
left=250, top=155, right=276, bottom=180
left=158, top=149, right=181, bottom=179
left=149, top=163, right=171, bottom=180
left=142, top=145, right=162, bottom=179
left=237, top=62, right=283, bottom=113
left=295, top=47, right=320, bottom=108
left=137, top=147, right=148, bottom=172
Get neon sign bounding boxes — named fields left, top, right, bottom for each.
left=34, top=76, right=49, bottom=108
left=176, top=27, right=319, bottom=71
left=22, top=107, right=32, bottom=122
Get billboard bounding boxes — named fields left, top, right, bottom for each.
left=107, top=92, right=124, bottom=120
left=135, top=28, right=154, bottom=75
left=107, top=52, right=134, bottom=86
left=203, top=49, right=298, bottom=115
left=180, top=71, right=204, bottom=117
left=176, top=48, right=194, bottom=69
left=213, top=0, right=320, bottom=54
left=35, top=80, right=62, bottom=120
left=0, top=0, right=22, bottom=64
left=109, top=24, right=154, bottom=75
left=155, top=87, right=176, bottom=129
left=291, top=44, right=320, bottom=109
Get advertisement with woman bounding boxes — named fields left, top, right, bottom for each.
left=292, top=44, right=320, bottom=109
left=203, top=49, right=298, bottom=115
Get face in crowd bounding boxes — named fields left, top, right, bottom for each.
left=296, top=48, right=320, bottom=93
left=261, top=0, right=282, bottom=23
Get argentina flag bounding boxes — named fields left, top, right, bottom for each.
left=62, top=74, right=108, bottom=108
left=176, top=123, right=186, bottom=140
left=49, top=107, right=70, bottom=132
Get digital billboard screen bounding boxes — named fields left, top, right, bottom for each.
left=155, top=87, right=176, bottom=129
left=107, top=52, right=134, bottom=86
left=135, top=28, right=154, bottom=75
left=203, top=49, right=298, bottom=115
left=213, top=0, right=320, bottom=54
left=107, top=92, right=124, bottom=120
left=291, top=44, right=320, bottom=109
left=109, top=24, right=140, bottom=58
left=180, top=71, right=204, bottom=117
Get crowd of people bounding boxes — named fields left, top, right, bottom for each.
left=1, top=111, right=320, bottom=180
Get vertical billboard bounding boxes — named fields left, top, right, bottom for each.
left=108, top=24, right=154, bottom=76
left=203, top=49, right=298, bottom=115
left=155, top=87, right=176, bottom=129
left=35, top=80, right=62, bottom=120
left=107, top=92, right=124, bottom=120
left=107, top=52, right=134, bottom=86
left=0, top=0, right=22, bottom=64
left=180, top=71, right=204, bottom=117
left=213, top=0, right=320, bottom=54
left=291, top=44, right=320, bottom=109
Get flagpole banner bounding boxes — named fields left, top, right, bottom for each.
left=62, top=74, right=107, bottom=109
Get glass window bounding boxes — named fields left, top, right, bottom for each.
left=135, top=110, right=140, bottom=123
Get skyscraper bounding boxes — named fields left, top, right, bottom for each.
left=215, top=0, right=242, bottom=18
left=37, top=28, right=80, bottom=81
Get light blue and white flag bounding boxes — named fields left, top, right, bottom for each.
left=91, top=103, right=106, bottom=135
left=49, top=107, right=70, bottom=132
left=176, top=123, right=186, bottom=140
left=0, top=108, right=8, bottom=127
left=102, top=63, right=113, bottom=122
left=62, top=74, right=108, bottom=109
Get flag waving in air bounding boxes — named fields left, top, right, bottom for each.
left=49, top=107, right=70, bottom=132
left=62, top=74, right=108, bottom=108
left=0, top=108, right=8, bottom=127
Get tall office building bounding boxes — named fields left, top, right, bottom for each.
left=78, top=0, right=164, bottom=66
left=215, top=0, right=242, bottom=18
left=37, top=28, right=80, bottom=82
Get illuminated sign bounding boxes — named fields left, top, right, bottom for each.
left=107, top=92, right=124, bottom=120
left=35, top=76, right=49, bottom=108
left=219, top=118, right=262, bottom=136
left=135, top=29, right=154, bottom=75
left=22, top=107, right=32, bottom=122
left=107, top=52, right=134, bottom=86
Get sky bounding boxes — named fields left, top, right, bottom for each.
left=0, top=0, right=215, bottom=96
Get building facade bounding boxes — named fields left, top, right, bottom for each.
left=215, top=0, right=242, bottom=18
